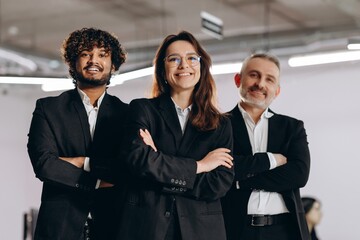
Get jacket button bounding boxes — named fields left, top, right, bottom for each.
left=165, top=211, right=171, bottom=217
left=75, top=184, right=79, bottom=188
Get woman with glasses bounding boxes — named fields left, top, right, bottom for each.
left=117, top=31, right=234, bottom=240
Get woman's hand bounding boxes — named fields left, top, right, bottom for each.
left=196, top=148, right=233, bottom=173
left=139, top=129, right=158, bottom=152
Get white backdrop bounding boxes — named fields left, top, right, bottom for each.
left=1, top=59, right=359, bottom=239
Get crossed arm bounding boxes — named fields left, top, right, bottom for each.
left=139, top=129, right=234, bottom=173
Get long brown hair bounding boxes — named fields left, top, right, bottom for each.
left=151, top=31, right=222, bottom=131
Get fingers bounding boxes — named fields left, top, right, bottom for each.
left=99, top=180, right=114, bottom=188
left=273, top=153, right=287, bottom=166
left=139, top=129, right=157, bottom=152
left=211, top=148, right=232, bottom=153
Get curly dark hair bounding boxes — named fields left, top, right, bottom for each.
left=61, top=27, right=127, bottom=85
left=151, top=30, right=222, bottom=131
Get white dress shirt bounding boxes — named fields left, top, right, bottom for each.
left=172, top=98, right=192, bottom=134
left=78, top=88, right=105, bottom=189
left=238, top=103, right=289, bottom=215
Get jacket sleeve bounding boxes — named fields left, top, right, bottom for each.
left=27, top=99, right=97, bottom=191
left=239, top=120, right=310, bottom=192
left=182, top=118, right=234, bottom=201
left=124, top=99, right=234, bottom=201
left=233, top=152, right=270, bottom=181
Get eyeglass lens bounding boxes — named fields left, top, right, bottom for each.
left=165, top=54, right=201, bottom=67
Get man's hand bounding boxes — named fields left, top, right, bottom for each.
left=99, top=180, right=114, bottom=188
left=273, top=153, right=287, bottom=167
left=59, top=156, right=86, bottom=168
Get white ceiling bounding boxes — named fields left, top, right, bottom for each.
left=1, top=0, right=360, bottom=77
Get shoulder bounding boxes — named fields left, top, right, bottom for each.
left=270, top=110, right=305, bottom=129
left=271, top=110, right=303, bottom=123
left=105, top=93, right=129, bottom=109
left=36, top=89, right=76, bottom=105
left=129, top=97, right=160, bottom=108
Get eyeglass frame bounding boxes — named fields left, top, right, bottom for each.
left=163, top=53, right=201, bottom=67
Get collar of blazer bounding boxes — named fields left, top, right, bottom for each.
left=229, top=105, right=285, bottom=154
left=156, top=94, right=201, bottom=153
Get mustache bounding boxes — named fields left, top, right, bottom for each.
left=249, top=85, right=266, bottom=94
left=84, top=64, right=103, bottom=71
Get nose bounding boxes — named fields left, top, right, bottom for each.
left=257, top=77, right=266, bottom=88
left=178, top=57, right=189, bottom=68
left=88, top=54, right=99, bottom=64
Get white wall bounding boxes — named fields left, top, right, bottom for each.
left=1, top=60, right=359, bottom=239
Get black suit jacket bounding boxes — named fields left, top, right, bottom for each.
left=221, top=106, right=311, bottom=240
left=27, top=89, right=128, bottom=240
left=117, top=95, right=234, bottom=240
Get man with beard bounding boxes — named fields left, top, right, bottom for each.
left=221, top=53, right=311, bottom=240
left=27, top=28, right=128, bottom=240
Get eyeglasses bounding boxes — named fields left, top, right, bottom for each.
left=164, top=54, right=201, bottom=67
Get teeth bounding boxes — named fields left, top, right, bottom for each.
left=178, top=73, right=190, bottom=76
left=88, top=68, right=99, bottom=71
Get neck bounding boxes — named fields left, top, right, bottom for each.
left=307, top=222, right=314, bottom=233
left=240, top=101, right=266, bottom=124
left=171, top=90, right=192, bottom=110
left=78, top=84, right=106, bottom=106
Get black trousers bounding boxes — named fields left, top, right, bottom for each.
left=240, top=219, right=298, bottom=240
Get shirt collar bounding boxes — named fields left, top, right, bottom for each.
left=237, top=102, right=274, bottom=121
left=171, top=97, right=192, bottom=113
left=77, top=87, right=106, bottom=107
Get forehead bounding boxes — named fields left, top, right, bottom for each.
left=166, top=40, right=196, bottom=55
left=245, top=58, right=280, bottom=78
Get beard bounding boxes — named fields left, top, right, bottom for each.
left=74, top=70, right=112, bottom=86
left=239, top=85, right=273, bottom=109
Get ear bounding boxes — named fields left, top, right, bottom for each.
left=111, top=64, right=116, bottom=74
left=234, top=73, right=241, bottom=87
left=275, top=85, right=281, bottom=97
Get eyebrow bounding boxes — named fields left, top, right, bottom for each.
left=248, top=70, right=277, bottom=79
left=167, top=52, right=198, bottom=57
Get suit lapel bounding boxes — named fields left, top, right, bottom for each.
left=178, top=122, right=200, bottom=156
left=230, top=106, right=253, bottom=155
left=267, top=110, right=286, bottom=153
left=71, top=90, right=92, bottom=148
left=93, top=92, right=110, bottom=141
left=158, top=95, right=183, bottom=148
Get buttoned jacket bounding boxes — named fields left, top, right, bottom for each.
left=117, top=95, right=234, bottom=240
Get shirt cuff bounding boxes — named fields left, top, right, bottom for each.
left=95, top=180, right=101, bottom=189
left=83, top=157, right=90, bottom=172
left=267, top=152, right=277, bottom=170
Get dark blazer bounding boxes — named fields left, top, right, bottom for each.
left=117, top=95, right=234, bottom=240
left=27, top=89, right=128, bottom=240
left=221, top=106, right=311, bottom=240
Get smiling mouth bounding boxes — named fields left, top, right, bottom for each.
left=176, top=73, right=192, bottom=76
left=85, top=66, right=102, bottom=72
